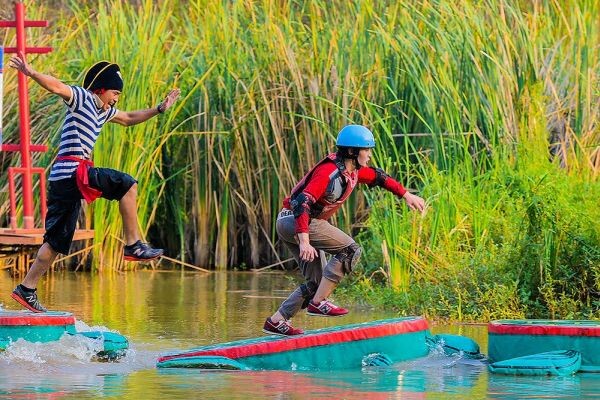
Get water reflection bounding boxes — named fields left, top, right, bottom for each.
left=487, top=373, right=600, bottom=399
left=1, top=270, right=599, bottom=399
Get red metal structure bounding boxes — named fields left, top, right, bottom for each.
left=1, top=1, right=52, bottom=229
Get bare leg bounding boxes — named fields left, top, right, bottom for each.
left=119, top=183, right=140, bottom=245
left=312, top=277, right=337, bottom=304
left=21, top=243, right=58, bottom=289
left=270, top=310, right=285, bottom=323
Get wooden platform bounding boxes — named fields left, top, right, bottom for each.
left=0, top=228, right=94, bottom=246
left=0, top=229, right=95, bottom=273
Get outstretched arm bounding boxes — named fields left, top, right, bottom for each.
left=402, top=191, right=426, bottom=213
left=359, top=166, right=425, bottom=213
left=9, top=52, right=71, bottom=101
left=111, top=88, right=181, bottom=126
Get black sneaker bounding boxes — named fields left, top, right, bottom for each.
left=123, top=240, right=164, bottom=261
left=11, top=285, right=48, bottom=313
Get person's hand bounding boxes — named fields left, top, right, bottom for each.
left=297, top=233, right=318, bottom=262
left=403, top=192, right=425, bottom=213
left=8, top=51, right=35, bottom=77
left=157, top=88, right=181, bottom=113
left=299, top=242, right=318, bottom=262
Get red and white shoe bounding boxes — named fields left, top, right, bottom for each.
left=262, top=318, right=304, bottom=336
left=306, top=299, right=348, bottom=317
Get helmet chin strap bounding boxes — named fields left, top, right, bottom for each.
left=337, top=147, right=363, bottom=170
left=343, top=156, right=361, bottom=170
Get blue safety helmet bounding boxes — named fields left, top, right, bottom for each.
left=336, top=125, right=376, bottom=148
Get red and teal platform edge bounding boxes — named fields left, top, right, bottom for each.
left=0, top=310, right=128, bottom=361
left=0, top=311, right=77, bottom=344
left=488, top=319, right=600, bottom=373
left=157, top=316, right=430, bottom=370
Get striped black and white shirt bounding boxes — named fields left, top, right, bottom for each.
left=49, top=86, right=119, bottom=181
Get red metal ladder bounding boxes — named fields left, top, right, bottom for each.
left=0, top=1, right=52, bottom=229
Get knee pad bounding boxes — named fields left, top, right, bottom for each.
left=300, top=281, right=318, bottom=309
left=334, top=243, right=362, bottom=275
left=322, top=257, right=344, bottom=284
left=322, top=243, right=362, bottom=283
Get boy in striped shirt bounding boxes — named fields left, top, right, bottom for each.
left=8, top=52, right=180, bottom=312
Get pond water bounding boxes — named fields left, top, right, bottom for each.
left=0, top=269, right=599, bottom=399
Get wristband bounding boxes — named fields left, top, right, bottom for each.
left=157, top=104, right=165, bottom=114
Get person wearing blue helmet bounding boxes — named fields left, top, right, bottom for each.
left=263, top=124, right=425, bottom=336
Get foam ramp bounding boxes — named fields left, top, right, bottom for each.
left=157, top=317, right=429, bottom=370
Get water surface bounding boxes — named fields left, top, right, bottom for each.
left=1, top=270, right=599, bottom=399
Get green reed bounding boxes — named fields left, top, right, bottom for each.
left=1, top=0, right=597, bottom=319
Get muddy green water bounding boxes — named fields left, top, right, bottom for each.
left=0, top=270, right=599, bottom=399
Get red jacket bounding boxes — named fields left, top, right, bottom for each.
left=283, top=153, right=407, bottom=233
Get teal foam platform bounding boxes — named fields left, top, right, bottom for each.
left=157, top=317, right=430, bottom=371
left=0, top=310, right=128, bottom=360
left=488, top=319, right=600, bottom=373
left=489, top=350, right=581, bottom=376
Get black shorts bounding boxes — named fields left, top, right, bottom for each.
left=44, top=167, right=136, bottom=254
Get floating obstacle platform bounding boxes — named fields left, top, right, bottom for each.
left=426, top=333, right=483, bottom=359
left=488, top=350, right=582, bottom=376
left=0, top=310, right=128, bottom=360
left=488, top=319, right=600, bottom=374
left=158, top=317, right=432, bottom=370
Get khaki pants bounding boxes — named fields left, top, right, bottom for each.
left=276, top=209, right=355, bottom=319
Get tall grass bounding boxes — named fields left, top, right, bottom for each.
left=1, top=0, right=598, bottom=318
left=59, top=0, right=189, bottom=269
left=1, top=0, right=188, bottom=269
